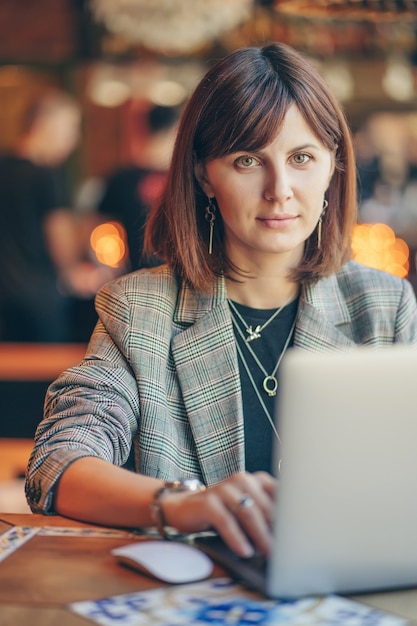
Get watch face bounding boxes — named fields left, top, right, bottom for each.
left=160, top=479, right=206, bottom=494
left=182, top=479, right=206, bottom=492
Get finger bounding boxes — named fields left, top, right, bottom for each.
left=233, top=494, right=273, bottom=556
left=195, top=489, right=259, bottom=557
left=207, top=487, right=273, bottom=557
left=162, top=488, right=256, bottom=557
left=230, top=472, right=276, bottom=526
left=253, top=470, right=278, bottom=497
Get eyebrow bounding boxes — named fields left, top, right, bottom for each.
left=229, top=142, right=324, bottom=157
left=287, top=143, right=322, bottom=152
left=252, top=142, right=323, bottom=156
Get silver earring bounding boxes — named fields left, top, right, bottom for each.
left=205, top=197, right=216, bottom=255
left=317, top=199, right=328, bottom=249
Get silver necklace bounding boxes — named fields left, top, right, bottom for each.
left=230, top=309, right=296, bottom=397
left=233, top=338, right=281, bottom=442
left=236, top=339, right=282, bottom=472
left=228, top=297, right=291, bottom=342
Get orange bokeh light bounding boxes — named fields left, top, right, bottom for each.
left=90, top=221, right=127, bottom=268
left=351, top=223, right=409, bottom=278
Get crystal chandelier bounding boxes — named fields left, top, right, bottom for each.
left=90, top=0, right=255, bottom=55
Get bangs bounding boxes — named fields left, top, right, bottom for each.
left=221, top=82, right=294, bottom=156
left=194, top=69, right=294, bottom=161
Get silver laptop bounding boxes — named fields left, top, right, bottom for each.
left=195, top=344, right=417, bottom=599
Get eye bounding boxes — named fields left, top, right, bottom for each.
left=235, top=155, right=259, bottom=168
left=292, top=152, right=311, bottom=165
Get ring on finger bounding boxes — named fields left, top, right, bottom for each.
left=236, top=494, right=255, bottom=511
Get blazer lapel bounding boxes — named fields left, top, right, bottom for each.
left=296, top=274, right=357, bottom=350
left=172, top=279, right=245, bottom=485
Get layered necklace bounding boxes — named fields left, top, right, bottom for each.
left=229, top=297, right=290, bottom=343
left=228, top=298, right=297, bottom=442
left=228, top=297, right=295, bottom=397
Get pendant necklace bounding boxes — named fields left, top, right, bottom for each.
left=233, top=337, right=281, bottom=442
left=231, top=315, right=296, bottom=458
left=235, top=341, right=284, bottom=473
left=229, top=306, right=296, bottom=397
left=228, top=296, right=291, bottom=342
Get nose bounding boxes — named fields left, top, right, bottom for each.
left=263, top=164, right=294, bottom=204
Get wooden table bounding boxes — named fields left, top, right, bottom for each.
left=0, top=513, right=220, bottom=626
left=1, top=514, right=417, bottom=626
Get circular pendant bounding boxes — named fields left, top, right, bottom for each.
left=263, top=375, right=278, bottom=397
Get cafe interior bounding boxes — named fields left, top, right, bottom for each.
left=3, top=2, right=417, bottom=624
left=0, top=0, right=417, bottom=513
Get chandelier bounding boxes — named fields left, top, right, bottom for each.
left=90, top=0, right=255, bottom=55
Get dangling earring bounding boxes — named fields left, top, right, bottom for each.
left=205, top=197, right=216, bottom=255
left=317, top=198, right=328, bottom=249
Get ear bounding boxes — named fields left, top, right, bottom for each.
left=194, top=161, right=214, bottom=197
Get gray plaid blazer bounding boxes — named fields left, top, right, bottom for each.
left=27, top=261, right=417, bottom=513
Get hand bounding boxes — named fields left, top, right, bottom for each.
left=161, top=471, right=277, bottom=557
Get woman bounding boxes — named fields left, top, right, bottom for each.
left=0, top=90, right=81, bottom=342
left=26, top=43, right=417, bottom=559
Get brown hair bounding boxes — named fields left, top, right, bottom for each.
left=145, top=42, right=357, bottom=292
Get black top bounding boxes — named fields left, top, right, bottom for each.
left=98, top=166, right=165, bottom=271
left=0, top=154, right=72, bottom=341
left=0, top=155, right=66, bottom=293
left=230, top=297, right=299, bottom=474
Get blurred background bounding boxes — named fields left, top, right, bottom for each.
left=1, top=0, right=417, bottom=323
left=1, top=0, right=417, bottom=508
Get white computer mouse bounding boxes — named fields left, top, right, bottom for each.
left=112, top=540, right=214, bottom=584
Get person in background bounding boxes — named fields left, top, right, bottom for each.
left=97, top=103, right=181, bottom=271
left=26, top=43, right=417, bottom=558
left=63, top=103, right=181, bottom=343
left=0, top=90, right=81, bottom=342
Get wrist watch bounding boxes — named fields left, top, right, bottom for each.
left=150, top=478, right=206, bottom=539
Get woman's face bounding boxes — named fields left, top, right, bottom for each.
left=196, top=104, right=335, bottom=271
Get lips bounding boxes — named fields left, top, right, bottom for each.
left=257, top=214, right=298, bottom=228
left=258, top=213, right=296, bottom=220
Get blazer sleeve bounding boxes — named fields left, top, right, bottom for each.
left=25, top=282, right=141, bottom=514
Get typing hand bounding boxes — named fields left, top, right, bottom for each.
left=161, top=471, right=277, bottom=558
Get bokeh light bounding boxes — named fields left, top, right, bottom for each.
left=90, top=221, right=127, bottom=268
left=351, top=223, right=409, bottom=278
